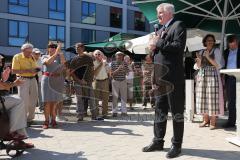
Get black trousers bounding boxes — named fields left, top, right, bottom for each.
left=226, top=76, right=236, bottom=125
left=153, top=84, right=185, bottom=147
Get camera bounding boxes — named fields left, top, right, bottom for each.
left=34, top=68, right=41, bottom=72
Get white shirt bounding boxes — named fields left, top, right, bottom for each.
left=94, top=60, right=109, bottom=80
left=227, top=48, right=238, bottom=69
left=164, top=18, right=173, bottom=28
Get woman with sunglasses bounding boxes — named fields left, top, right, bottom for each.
left=41, top=42, right=66, bottom=129
left=195, top=34, right=224, bottom=130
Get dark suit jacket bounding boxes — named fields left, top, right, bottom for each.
left=153, top=20, right=187, bottom=85
left=223, top=48, right=240, bottom=69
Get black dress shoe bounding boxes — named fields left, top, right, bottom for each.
left=142, top=142, right=164, bottom=152
left=222, top=122, right=236, bottom=128
left=166, top=145, right=181, bottom=158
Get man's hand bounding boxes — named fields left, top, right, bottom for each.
left=118, top=64, right=124, bottom=70
left=148, top=35, right=160, bottom=52
left=14, top=78, right=25, bottom=86
left=80, top=79, right=87, bottom=85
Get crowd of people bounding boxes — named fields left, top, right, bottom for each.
left=0, top=41, right=157, bottom=130
left=0, top=3, right=239, bottom=158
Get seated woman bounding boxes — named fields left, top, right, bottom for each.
left=0, top=55, right=34, bottom=148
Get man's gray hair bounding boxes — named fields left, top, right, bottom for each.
left=21, top=43, right=34, bottom=50
left=157, top=3, right=175, bottom=14
left=93, top=50, right=103, bottom=56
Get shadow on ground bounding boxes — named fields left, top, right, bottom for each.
left=182, top=148, right=240, bottom=160
left=11, top=149, right=87, bottom=160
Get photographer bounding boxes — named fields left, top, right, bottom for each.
left=0, top=54, right=34, bottom=148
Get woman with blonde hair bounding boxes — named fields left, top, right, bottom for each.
left=41, top=42, right=66, bottom=129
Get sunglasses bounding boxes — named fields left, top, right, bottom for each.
left=48, top=44, right=57, bottom=49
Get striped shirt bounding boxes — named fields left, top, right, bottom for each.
left=142, top=63, right=154, bottom=84
left=111, top=61, right=129, bottom=81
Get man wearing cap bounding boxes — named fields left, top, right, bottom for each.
left=110, top=51, right=129, bottom=117
left=32, top=48, right=43, bottom=110
left=12, top=43, right=39, bottom=125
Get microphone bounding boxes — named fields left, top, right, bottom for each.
left=154, top=24, right=159, bottom=36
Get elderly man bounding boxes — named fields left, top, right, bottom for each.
left=32, top=48, right=43, bottom=110
left=68, top=43, right=103, bottom=121
left=93, top=50, right=109, bottom=118
left=142, top=3, right=186, bottom=159
left=110, top=51, right=129, bottom=117
left=12, top=43, right=39, bottom=126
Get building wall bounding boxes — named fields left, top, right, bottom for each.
left=96, top=4, right=110, bottom=27
left=70, top=27, right=82, bottom=46
left=29, top=23, right=49, bottom=48
left=96, top=30, right=110, bottom=42
left=0, top=0, right=150, bottom=56
left=127, top=10, right=135, bottom=30
left=0, top=0, right=8, bottom=13
left=70, top=0, right=82, bottom=23
left=29, top=0, right=48, bottom=18
left=0, top=19, right=8, bottom=46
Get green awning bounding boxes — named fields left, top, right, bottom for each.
left=85, top=33, right=141, bottom=53
left=85, top=40, right=127, bottom=53
left=133, top=0, right=240, bottom=34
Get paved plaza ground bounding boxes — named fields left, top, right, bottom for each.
left=1, top=101, right=240, bottom=160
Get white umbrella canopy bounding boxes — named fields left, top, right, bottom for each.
left=128, top=29, right=221, bottom=54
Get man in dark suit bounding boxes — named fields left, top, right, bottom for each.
left=222, top=35, right=240, bottom=128
left=142, top=3, right=186, bottom=159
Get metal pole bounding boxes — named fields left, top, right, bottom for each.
left=220, top=0, right=228, bottom=54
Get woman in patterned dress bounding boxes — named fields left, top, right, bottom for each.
left=41, top=42, right=66, bottom=129
left=195, top=34, right=224, bottom=130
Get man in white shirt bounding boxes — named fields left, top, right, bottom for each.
left=93, top=50, right=109, bottom=118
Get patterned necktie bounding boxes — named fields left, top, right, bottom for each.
left=160, top=26, right=166, bottom=38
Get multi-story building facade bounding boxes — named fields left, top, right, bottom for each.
left=0, top=0, right=151, bottom=56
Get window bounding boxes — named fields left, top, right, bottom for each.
left=82, top=29, right=96, bottom=43
left=9, top=0, right=28, bottom=15
left=81, top=1, right=96, bottom=24
left=9, top=20, right=28, bottom=46
left=111, top=0, right=122, bottom=3
left=49, top=25, right=65, bottom=45
left=49, top=0, right=65, bottom=20
left=110, top=7, right=122, bottom=28
left=134, top=11, right=145, bottom=31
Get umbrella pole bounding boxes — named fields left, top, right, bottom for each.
left=220, top=0, right=229, bottom=55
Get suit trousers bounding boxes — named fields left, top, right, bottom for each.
left=226, top=76, right=236, bottom=125
left=18, top=78, right=38, bottom=122
left=153, top=84, right=185, bottom=147
left=0, top=95, right=28, bottom=136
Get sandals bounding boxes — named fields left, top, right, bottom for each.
left=199, top=121, right=210, bottom=127
left=51, top=119, right=57, bottom=128
left=42, top=121, right=49, bottom=129
left=4, top=132, right=27, bottom=141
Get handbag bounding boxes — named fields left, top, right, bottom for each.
left=0, top=96, right=10, bottom=138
